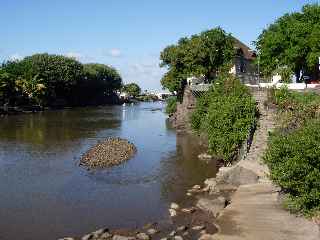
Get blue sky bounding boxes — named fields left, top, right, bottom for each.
left=0, top=0, right=318, bottom=91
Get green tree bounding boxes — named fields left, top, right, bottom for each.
left=255, top=4, right=320, bottom=80
left=1, top=54, right=123, bottom=107
left=2, top=53, right=83, bottom=105
left=15, top=75, right=46, bottom=105
left=74, top=63, right=122, bottom=105
left=0, top=70, right=16, bottom=104
left=160, top=27, right=234, bottom=94
left=83, top=64, right=122, bottom=92
left=122, top=83, right=141, bottom=97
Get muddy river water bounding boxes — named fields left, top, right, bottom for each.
left=0, top=102, right=217, bottom=240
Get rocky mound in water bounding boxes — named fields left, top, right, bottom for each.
left=80, top=137, right=137, bottom=169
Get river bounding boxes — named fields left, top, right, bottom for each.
left=0, top=102, right=217, bottom=240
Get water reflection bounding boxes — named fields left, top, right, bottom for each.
left=0, top=107, right=122, bottom=147
left=159, top=133, right=217, bottom=203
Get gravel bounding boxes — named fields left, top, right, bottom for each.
left=80, top=137, right=137, bottom=169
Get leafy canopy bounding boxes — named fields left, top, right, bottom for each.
left=0, top=54, right=122, bottom=106
left=255, top=4, right=320, bottom=78
left=160, top=27, right=234, bottom=93
left=122, top=83, right=141, bottom=97
left=83, top=63, right=122, bottom=93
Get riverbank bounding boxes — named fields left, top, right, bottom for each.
left=59, top=192, right=218, bottom=240
left=57, top=86, right=259, bottom=240
left=57, top=89, right=320, bottom=240
left=197, top=89, right=320, bottom=240
left=59, top=181, right=230, bottom=240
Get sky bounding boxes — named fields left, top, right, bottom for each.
left=0, top=0, right=318, bottom=91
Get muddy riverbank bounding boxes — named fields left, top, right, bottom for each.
left=199, top=89, right=320, bottom=240
left=60, top=184, right=219, bottom=240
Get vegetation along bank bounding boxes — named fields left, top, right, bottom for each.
left=264, top=87, right=320, bottom=218
left=0, top=53, right=123, bottom=111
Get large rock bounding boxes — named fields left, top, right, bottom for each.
left=192, top=225, right=205, bottom=231
left=203, top=178, right=217, bottom=192
left=147, top=228, right=158, bottom=235
left=216, top=165, right=258, bottom=186
left=136, top=232, right=150, bottom=240
left=82, top=234, right=94, bottom=240
left=199, top=234, right=215, bottom=240
left=169, top=208, right=177, bottom=217
left=92, top=228, right=109, bottom=238
left=112, top=235, right=134, bottom=240
left=196, top=196, right=226, bottom=217
left=174, top=236, right=183, bottom=240
left=170, top=202, right=180, bottom=210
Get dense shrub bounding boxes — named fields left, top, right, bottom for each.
left=191, top=74, right=257, bottom=163
left=264, top=120, right=320, bottom=214
left=271, top=86, right=320, bottom=110
left=268, top=86, right=320, bottom=132
left=165, top=96, right=177, bottom=115
left=265, top=87, right=320, bottom=215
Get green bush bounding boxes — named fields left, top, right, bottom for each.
left=269, top=87, right=320, bottom=132
left=191, top=74, right=257, bottom=163
left=271, top=86, right=320, bottom=110
left=165, top=96, right=177, bottom=115
left=264, top=120, right=320, bottom=214
left=275, top=67, right=293, bottom=83
left=265, top=87, right=320, bottom=215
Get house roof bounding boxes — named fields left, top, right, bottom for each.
left=232, top=37, right=256, bottom=60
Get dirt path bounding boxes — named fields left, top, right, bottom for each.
left=203, top=89, right=320, bottom=240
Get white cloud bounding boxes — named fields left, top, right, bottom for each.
left=109, top=48, right=122, bottom=57
left=65, top=52, right=83, bottom=61
left=64, top=52, right=98, bottom=63
left=122, top=59, right=166, bottom=91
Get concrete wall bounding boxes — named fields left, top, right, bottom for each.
left=170, top=86, right=196, bottom=130
left=254, top=82, right=320, bottom=90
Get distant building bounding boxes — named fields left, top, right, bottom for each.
left=187, top=75, right=206, bottom=86
left=230, top=38, right=257, bottom=78
left=187, top=37, right=258, bottom=87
